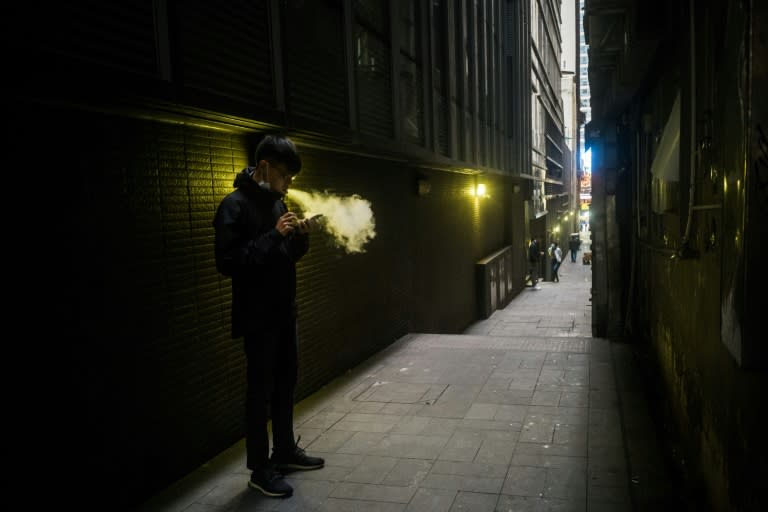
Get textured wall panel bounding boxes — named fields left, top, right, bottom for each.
left=39, top=2, right=158, bottom=77
left=175, top=1, right=274, bottom=106
left=284, top=1, right=348, bottom=125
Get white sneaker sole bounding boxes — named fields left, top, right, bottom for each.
left=248, top=480, right=293, bottom=498
left=274, top=462, right=324, bottom=471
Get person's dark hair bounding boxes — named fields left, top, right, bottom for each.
left=254, top=134, right=302, bottom=174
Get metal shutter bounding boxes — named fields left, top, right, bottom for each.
left=354, top=0, right=393, bottom=138
left=284, top=0, right=348, bottom=125
left=40, top=2, right=158, bottom=77
left=175, top=1, right=273, bottom=107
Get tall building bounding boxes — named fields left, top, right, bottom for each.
left=560, top=0, right=580, bottom=234
left=579, top=0, right=591, bottom=143
left=507, top=0, right=570, bottom=248
left=578, top=0, right=592, bottom=223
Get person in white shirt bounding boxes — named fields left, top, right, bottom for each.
left=551, top=242, right=563, bottom=282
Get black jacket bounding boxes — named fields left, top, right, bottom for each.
left=213, top=168, right=309, bottom=337
left=528, top=240, right=540, bottom=263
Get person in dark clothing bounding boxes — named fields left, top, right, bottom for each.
left=213, top=135, right=324, bottom=499
left=568, top=236, right=581, bottom=262
left=528, top=238, right=543, bottom=289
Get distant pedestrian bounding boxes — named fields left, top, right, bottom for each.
left=551, top=242, right=562, bottom=282
left=568, top=236, right=580, bottom=263
left=528, top=238, right=543, bottom=289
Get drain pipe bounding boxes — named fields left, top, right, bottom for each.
left=679, top=0, right=697, bottom=257
left=624, top=131, right=640, bottom=337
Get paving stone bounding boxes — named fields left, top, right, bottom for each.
left=343, top=455, right=399, bottom=484
left=307, top=430, right=357, bottom=453
left=431, top=460, right=509, bottom=478
left=338, top=431, right=387, bottom=455
left=370, top=433, right=451, bottom=459
left=449, top=490, right=499, bottom=511
left=420, top=473, right=504, bottom=494
left=404, top=488, right=457, bottom=512
left=474, top=438, right=517, bottom=465
left=465, top=403, right=500, bottom=420
left=382, top=459, right=433, bottom=487
left=316, top=498, right=406, bottom=511
left=438, top=431, right=483, bottom=461
left=329, top=482, right=416, bottom=503
left=501, top=465, right=547, bottom=497
left=391, top=415, right=432, bottom=435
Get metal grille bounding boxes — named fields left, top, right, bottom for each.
left=355, top=25, right=393, bottom=138
left=40, top=2, right=158, bottom=77
left=175, top=1, right=273, bottom=106
left=284, top=1, right=348, bottom=125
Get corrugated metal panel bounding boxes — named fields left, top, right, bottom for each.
left=436, top=94, right=450, bottom=155
left=284, top=1, right=348, bottom=125
left=175, top=1, right=273, bottom=106
left=464, top=110, right=474, bottom=162
left=40, top=2, right=158, bottom=77
left=354, top=0, right=388, bottom=35
left=400, top=63, right=425, bottom=145
left=399, top=0, right=423, bottom=146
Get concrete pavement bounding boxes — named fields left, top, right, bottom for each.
left=139, top=245, right=677, bottom=511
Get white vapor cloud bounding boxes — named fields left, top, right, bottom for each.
left=288, top=189, right=376, bottom=254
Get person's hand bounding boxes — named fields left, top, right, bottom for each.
left=276, top=212, right=298, bottom=236
left=296, top=214, right=323, bottom=234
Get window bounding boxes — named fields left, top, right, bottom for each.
left=399, top=0, right=423, bottom=144
left=354, top=0, right=393, bottom=138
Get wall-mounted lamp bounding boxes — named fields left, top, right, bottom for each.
left=513, top=184, right=521, bottom=194
left=468, top=173, right=489, bottom=198
left=417, top=178, right=431, bottom=196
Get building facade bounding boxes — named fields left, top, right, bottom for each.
left=7, top=0, right=573, bottom=506
left=585, top=0, right=767, bottom=509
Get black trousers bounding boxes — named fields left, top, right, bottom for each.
left=243, top=318, right=298, bottom=470
left=528, top=261, right=539, bottom=285
left=552, top=261, right=561, bottom=281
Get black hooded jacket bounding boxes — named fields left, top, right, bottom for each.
left=213, top=167, right=309, bottom=338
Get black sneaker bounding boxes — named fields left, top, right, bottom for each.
left=271, top=436, right=325, bottom=471
left=248, top=467, right=293, bottom=498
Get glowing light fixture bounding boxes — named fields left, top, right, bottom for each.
left=469, top=182, right=488, bottom=197
left=554, top=225, right=561, bottom=233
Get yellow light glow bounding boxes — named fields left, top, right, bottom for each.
left=476, top=183, right=487, bottom=196
left=554, top=225, right=561, bottom=233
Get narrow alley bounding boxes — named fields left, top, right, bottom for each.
left=139, top=235, right=681, bottom=512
